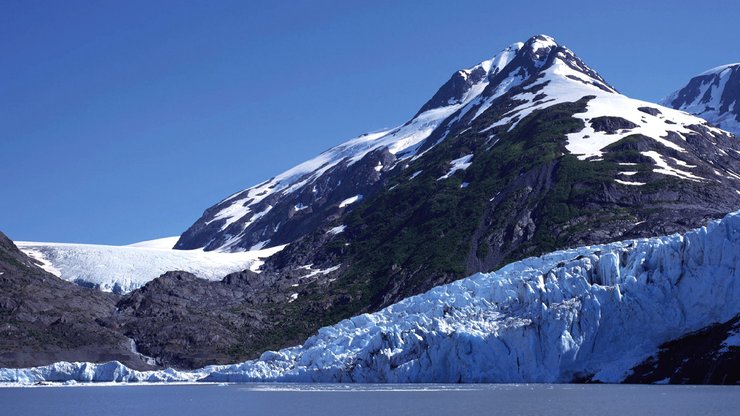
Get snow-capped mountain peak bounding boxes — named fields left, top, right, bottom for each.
left=174, top=41, right=528, bottom=252
left=662, top=63, right=740, bottom=135
left=176, top=35, right=738, bottom=253
left=414, top=42, right=522, bottom=115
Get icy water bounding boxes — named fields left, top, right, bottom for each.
left=1, top=383, right=738, bottom=416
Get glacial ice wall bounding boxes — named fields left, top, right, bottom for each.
left=2, top=211, right=738, bottom=384
left=205, top=211, right=740, bottom=383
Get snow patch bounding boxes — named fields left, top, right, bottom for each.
left=615, top=179, right=645, bottom=186
left=339, top=195, right=363, bottom=208
left=641, top=151, right=704, bottom=181
left=301, top=265, right=341, bottom=280
left=328, top=225, right=346, bottom=235
left=437, top=154, right=473, bottom=180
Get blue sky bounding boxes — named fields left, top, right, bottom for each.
left=2, top=0, right=738, bottom=245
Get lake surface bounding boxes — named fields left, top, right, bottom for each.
left=1, top=383, right=738, bottom=416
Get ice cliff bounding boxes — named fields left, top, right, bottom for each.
left=2, top=211, right=738, bottom=384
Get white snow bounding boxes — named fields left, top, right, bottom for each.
left=698, top=63, right=740, bottom=76
left=339, top=195, right=363, bottom=208
left=437, top=154, right=473, bottom=180
left=17, top=241, right=287, bottom=294
left=614, top=179, right=645, bottom=186
left=640, top=151, right=704, bottom=181
left=472, top=46, right=721, bottom=163
left=529, top=34, right=558, bottom=54
left=301, top=265, right=341, bottom=280
left=328, top=225, right=346, bottom=235
left=6, top=211, right=738, bottom=384
left=662, top=64, right=740, bottom=135
left=126, top=236, right=179, bottom=249
left=249, top=240, right=270, bottom=251
left=197, top=44, right=525, bottom=250
left=409, top=170, right=423, bottom=180
left=206, top=197, right=251, bottom=231
left=288, top=293, right=299, bottom=303
left=670, top=158, right=696, bottom=168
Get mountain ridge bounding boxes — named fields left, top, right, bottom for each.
left=662, top=63, right=740, bottom=135
left=8, top=35, right=740, bottom=371
left=121, top=34, right=740, bottom=367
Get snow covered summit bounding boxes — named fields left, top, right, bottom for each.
left=176, top=35, right=737, bottom=255
left=173, top=41, right=528, bottom=252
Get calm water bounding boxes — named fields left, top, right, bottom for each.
left=1, top=383, right=738, bottom=416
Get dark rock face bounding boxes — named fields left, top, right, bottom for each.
left=415, top=66, right=488, bottom=115
left=637, top=106, right=661, bottom=116
left=589, top=116, right=638, bottom=133
left=0, top=232, right=154, bottom=370
left=626, top=316, right=739, bottom=384
left=176, top=148, right=397, bottom=251
left=116, top=271, right=268, bottom=368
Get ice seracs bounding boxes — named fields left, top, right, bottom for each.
left=4, top=210, right=738, bottom=384
left=202, top=211, right=739, bottom=383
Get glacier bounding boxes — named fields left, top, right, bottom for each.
left=17, top=240, right=286, bottom=294
left=2, top=211, right=738, bottom=384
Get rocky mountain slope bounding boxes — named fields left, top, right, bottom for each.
left=0, top=232, right=154, bottom=370
left=9, top=35, right=740, bottom=371
left=626, top=316, right=738, bottom=384
left=662, top=63, right=740, bottom=135
left=147, top=35, right=740, bottom=363
left=3, top=210, right=737, bottom=384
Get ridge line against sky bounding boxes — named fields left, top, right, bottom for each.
left=2, top=0, right=739, bottom=245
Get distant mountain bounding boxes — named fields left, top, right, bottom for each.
left=662, top=63, right=740, bottom=135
